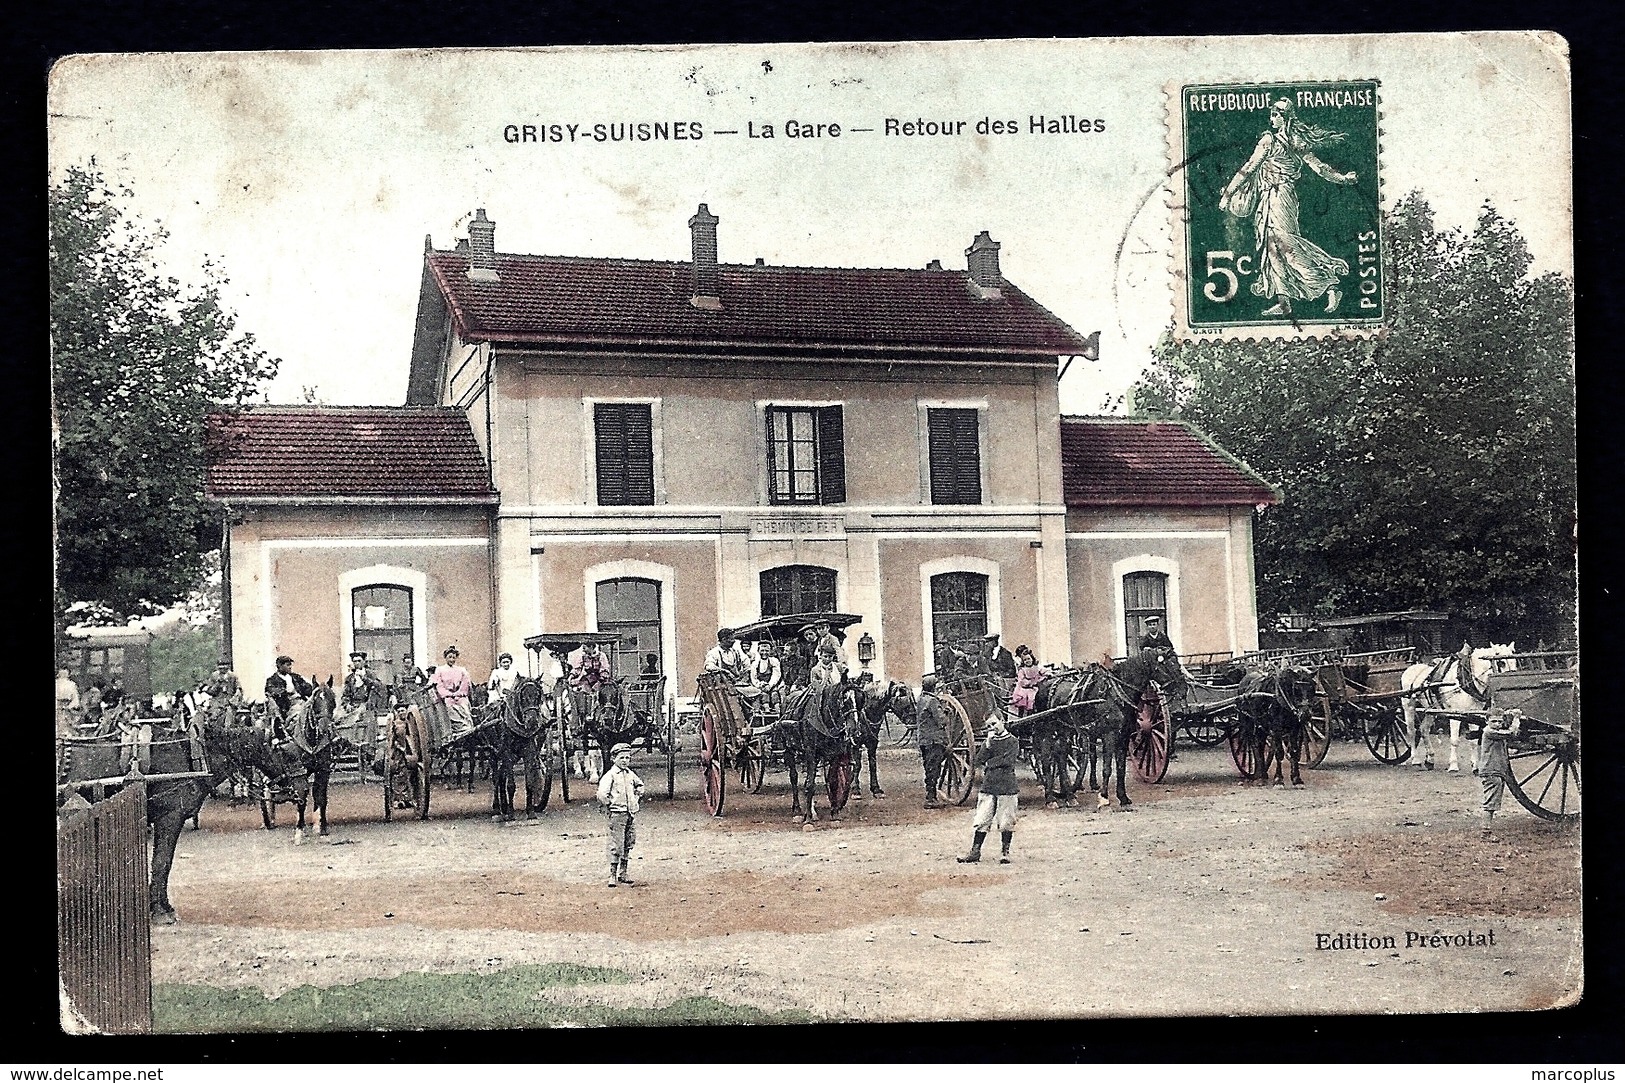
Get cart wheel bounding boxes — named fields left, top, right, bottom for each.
left=1362, top=704, right=1412, bottom=765
left=406, top=712, right=432, bottom=820
left=1129, top=684, right=1171, bottom=784
left=940, top=693, right=976, bottom=806
left=530, top=758, right=553, bottom=814
left=827, top=752, right=854, bottom=813
left=701, top=704, right=726, bottom=817
left=1505, top=737, right=1581, bottom=822
left=1302, top=700, right=1334, bottom=769
left=1227, top=719, right=1259, bottom=780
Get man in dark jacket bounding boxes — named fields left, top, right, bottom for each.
left=264, top=655, right=314, bottom=721
left=958, top=713, right=1021, bottom=863
left=1138, top=615, right=1177, bottom=657
left=916, top=675, right=950, bottom=808
left=984, top=633, right=1017, bottom=680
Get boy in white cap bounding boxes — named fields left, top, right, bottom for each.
left=596, top=743, right=645, bottom=886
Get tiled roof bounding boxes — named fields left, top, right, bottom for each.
left=1060, top=417, right=1280, bottom=507
left=205, top=407, right=497, bottom=502
left=424, top=252, right=1093, bottom=356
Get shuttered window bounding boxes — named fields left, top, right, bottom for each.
left=766, top=405, right=845, bottom=505
left=930, top=572, right=989, bottom=661
left=594, top=403, right=655, bottom=506
left=927, top=408, right=982, bottom=505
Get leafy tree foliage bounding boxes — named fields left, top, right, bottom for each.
left=1134, top=194, right=1575, bottom=642
left=52, top=164, right=279, bottom=625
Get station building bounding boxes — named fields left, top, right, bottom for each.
left=206, top=205, right=1278, bottom=696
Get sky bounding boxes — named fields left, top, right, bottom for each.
left=47, top=34, right=1572, bottom=413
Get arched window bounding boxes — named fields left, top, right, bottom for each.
left=930, top=571, right=989, bottom=656
left=1123, top=571, right=1169, bottom=653
left=352, top=585, right=414, bottom=686
left=759, top=565, right=837, bottom=617
left=595, top=577, right=662, bottom=680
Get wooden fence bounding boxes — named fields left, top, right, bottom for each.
left=57, top=783, right=152, bottom=1034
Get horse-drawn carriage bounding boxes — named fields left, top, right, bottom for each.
left=692, top=612, right=902, bottom=821
left=523, top=632, right=676, bottom=806
left=1412, top=649, right=1579, bottom=821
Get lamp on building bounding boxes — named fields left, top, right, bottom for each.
left=857, top=632, right=876, bottom=672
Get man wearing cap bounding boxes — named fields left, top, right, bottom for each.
left=486, top=652, right=520, bottom=705
left=203, top=658, right=242, bottom=703
left=596, top=743, right=645, bottom=886
left=704, top=628, right=748, bottom=684
left=983, top=633, right=1017, bottom=680
left=264, top=656, right=314, bottom=727
left=1139, top=616, right=1177, bottom=658
left=430, top=646, right=475, bottom=740
left=916, top=674, right=950, bottom=808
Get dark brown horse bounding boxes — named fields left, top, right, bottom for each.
left=483, top=676, right=554, bottom=820
left=280, top=678, right=340, bottom=837
left=851, top=677, right=916, bottom=799
left=1235, top=663, right=1320, bottom=788
left=59, top=706, right=300, bottom=924
left=776, top=678, right=862, bottom=824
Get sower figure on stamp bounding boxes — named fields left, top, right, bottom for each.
left=1219, top=97, right=1358, bottom=318
left=958, top=713, right=1021, bottom=864
left=916, top=674, right=950, bottom=808
left=1476, top=708, right=1521, bottom=833
left=597, top=743, right=644, bottom=886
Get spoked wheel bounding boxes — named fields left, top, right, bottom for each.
left=381, top=752, right=394, bottom=822
left=1302, top=701, right=1334, bottom=769
left=1505, top=735, right=1581, bottom=822
left=528, top=757, right=553, bottom=814
left=940, top=693, right=976, bottom=806
left=1129, top=684, right=1172, bottom=784
left=827, top=752, right=854, bottom=813
left=700, top=705, right=726, bottom=817
left=1362, top=703, right=1412, bottom=765
left=740, top=737, right=767, bottom=794
left=1227, top=720, right=1259, bottom=780
left=405, top=710, right=432, bottom=820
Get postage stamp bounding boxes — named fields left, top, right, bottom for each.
left=1171, top=80, right=1383, bottom=338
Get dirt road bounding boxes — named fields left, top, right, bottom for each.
left=152, top=739, right=1582, bottom=1023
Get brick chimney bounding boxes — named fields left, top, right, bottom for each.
left=467, top=208, right=498, bottom=283
left=965, top=230, right=1002, bottom=299
left=688, top=203, right=721, bottom=310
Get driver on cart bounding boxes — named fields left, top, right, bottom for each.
left=749, top=641, right=784, bottom=713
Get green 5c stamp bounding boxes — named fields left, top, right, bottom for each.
left=1172, top=80, right=1382, bottom=337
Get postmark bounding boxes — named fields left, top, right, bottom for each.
left=1170, top=80, right=1383, bottom=338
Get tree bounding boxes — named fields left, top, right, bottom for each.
left=52, top=163, right=279, bottom=627
left=1134, top=194, right=1576, bottom=642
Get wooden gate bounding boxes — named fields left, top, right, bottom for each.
left=57, top=784, right=152, bottom=1034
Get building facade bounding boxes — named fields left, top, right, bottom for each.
left=208, top=205, right=1277, bottom=696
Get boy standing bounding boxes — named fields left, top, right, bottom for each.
left=1476, top=709, right=1522, bottom=832
left=597, top=743, right=645, bottom=886
left=958, top=714, right=1021, bottom=864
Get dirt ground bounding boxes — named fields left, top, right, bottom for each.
left=152, top=739, right=1583, bottom=1024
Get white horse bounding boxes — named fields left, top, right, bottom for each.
left=1400, top=643, right=1518, bottom=772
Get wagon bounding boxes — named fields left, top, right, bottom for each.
left=933, top=670, right=1010, bottom=805
left=523, top=631, right=676, bottom=805
left=1418, top=650, right=1579, bottom=822
left=692, top=612, right=864, bottom=816
left=1304, top=647, right=1421, bottom=768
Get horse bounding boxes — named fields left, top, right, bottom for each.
left=851, top=677, right=916, bottom=799
left=776, top=676, right=862, bottom=824
left=1401, top=643, right=1518, bottom=772
left=1080, top=648, right=1183, bottom=807
left=1234, top=662, right=1321, bottom=788
left=59, top=702, right=300, bottom=924
left=482, top=676, right=554, bottom=821
left=272, top=677, right=340, bottom=837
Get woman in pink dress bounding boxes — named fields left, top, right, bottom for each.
left=1008, top=645, right=1046, bottom=717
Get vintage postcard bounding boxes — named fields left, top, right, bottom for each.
left=50, top=33, right=1577, bottom=1034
